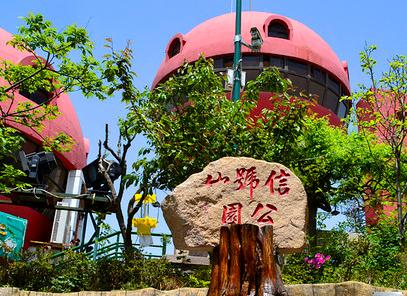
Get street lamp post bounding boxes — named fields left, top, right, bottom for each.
left=231, top=0, right=263, bottom=102
left=232, top=0, right=243, bottom=102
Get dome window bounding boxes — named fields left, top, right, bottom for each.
left=268, top=20, right=289, bottom=39
left=19, top=88, right=53, bottom=105
left=168, top=38, right=181, bottom=59
left=17, top=56, right=54, bottom=105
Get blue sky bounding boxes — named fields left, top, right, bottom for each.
left=2, top=1, right=407, bottom=246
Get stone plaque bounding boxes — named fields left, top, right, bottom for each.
left=162, top=157, right=307, bottom=253
left=373, top=293, right=403, bottom=296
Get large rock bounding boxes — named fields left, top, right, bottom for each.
left=162, top=157, right=307, bottom=253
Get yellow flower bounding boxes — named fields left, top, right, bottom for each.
left=132, top=217, right=158, bottom=235
left=133, top=193, right=156, bottom=204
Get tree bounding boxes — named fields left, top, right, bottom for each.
left=96, top=50, right=391, bottom=253
left=94, top=42, right=157, bottom=256
left=0, top=13, right=105, bottom=192
left=88, top=51, right=301, bottom=254
left=127, top=57, right=388, bottom=240
left=354, top=45, right=407, bottom=239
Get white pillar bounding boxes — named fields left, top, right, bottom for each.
left=50, top=170, right=84, bottom=244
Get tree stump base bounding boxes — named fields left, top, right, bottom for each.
left=207, top=224, right=288, bottom=296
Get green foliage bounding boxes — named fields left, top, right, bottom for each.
left=244, top=66, right=292, bottom=100
left=183, top=266, right=211, bottom=288
left=0, top=126, right=28, bottom=193
left=0, top=249, right=210, bottom=291
left=1, top=228, right=404, bottom=291
left=9, top=13, right=105, bottom=99
left=293, top=116, right=390, bottom=227
left=1, top=13, right=105, bottom=126
left=350, top=45, right=407, bottom=237
left=0, top=13, right=106, bottom=192
left=126, top=57, right=389, bottom=236
left=4, top=250, right=55, bottom=291
left=92, top=258, right=131, bottom=291
left=131, top=57, right=310, bottom=191
left=50, top=251, right=96, bottom=292
left=283, top=221, right=407, bottom=289
left=122, top=257, right=180, bottom=290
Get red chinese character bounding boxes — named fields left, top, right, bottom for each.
left=222, top=203, right=243, bottom=225
left=264, top=169, right=290, bottom=196
left=251, top=203, right=277, bottom=224
left=205, top=172, right=230, bottom=187
left=234, top=167, right=259, bottom=200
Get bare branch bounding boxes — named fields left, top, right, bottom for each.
left=103, top=123, right=121, bottom=162
left=98, top=155, right=118, bottom=199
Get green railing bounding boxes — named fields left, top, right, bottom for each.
left=52, top=231, right=172, bottom=261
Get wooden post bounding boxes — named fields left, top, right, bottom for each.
left=207, top=246, right=220, bottom=296
left=219, top=226, right=230, bottom=296
left=227, top=224, right=241, bottom=296
left=260, top=226, right=287, bottom=296
left=207, top=224, right=287, bottom=296
left=240, top=224, right=258, bottom=296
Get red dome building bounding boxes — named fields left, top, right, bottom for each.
left=0, top=28, right=89, bottom=248
left=153, top=11, right=351, bottom=125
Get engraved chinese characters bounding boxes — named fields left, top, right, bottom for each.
left=162, top=157, right=307, bottom=253
left=206, top=167, right=291, bottom=226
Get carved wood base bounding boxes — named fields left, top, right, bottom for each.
left=207, top=224, right=288, bottom=296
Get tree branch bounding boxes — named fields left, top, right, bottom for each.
left=103, top=124, right=121, bottom=162
left=4, top=52, right=50, bottom=93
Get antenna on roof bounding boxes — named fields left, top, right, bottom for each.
left=250, top=0, right=253, bottom=11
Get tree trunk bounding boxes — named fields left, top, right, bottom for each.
left=124, top=215, right=134, bottom=253
left=207, top=224, right=287, bottom=296
left=114, top=204, right=134, bottom=258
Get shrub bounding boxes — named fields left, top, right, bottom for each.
left=0, top=249, right=206, bottom=291
left=1, top=221, right=406, bottom=291
left=282, top=221, right=407, bottom=289
left=3, top=250, right=55, bottom=291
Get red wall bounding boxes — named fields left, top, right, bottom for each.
left=0, top=198, right=53, bottom=249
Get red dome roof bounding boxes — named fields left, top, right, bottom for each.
left=0, top=28, right=87, bottom=170
left=153, top=11, right=350, bottom=92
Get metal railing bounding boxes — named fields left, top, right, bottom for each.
left=51, top=231, right=172, bottom=261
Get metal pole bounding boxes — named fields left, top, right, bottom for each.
left=115, top=232, right=120, bottom=259
left=80, top=211, right=88, bottom=252
left=232, top=0, right=242, bottom=102
left=92, top=214, right=100, bottom=261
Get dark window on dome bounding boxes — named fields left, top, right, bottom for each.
left=168, top=38, right=181, bottom=58
left=263, top=57, right=270, bottom=68
left=287, top=59, right=308, bottom=76
left=213, top=58, right=223, bottom=69
left=19, top=88, right=52, bottom=105
left=337, top=101, right=348, bottom=118
left=244, top=69, right=261, bottom=83
left=323, top=89, right=339, bottom=112
left=243, top=55, right=260, bottom=67
left=22, top=140, right=40, bottom=154
left=223, top=56, right=234, bottom=68
left=268, top=21, right=289, bottom=39
left=328, top=75, right=340, bottom=94
left=286, top=74, right=307, bottom=96
left=269, top=56, right=284, bottom=68
left=311, top=66, right=326, bottom=84
left=309, top=80, right=326, bottom=104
